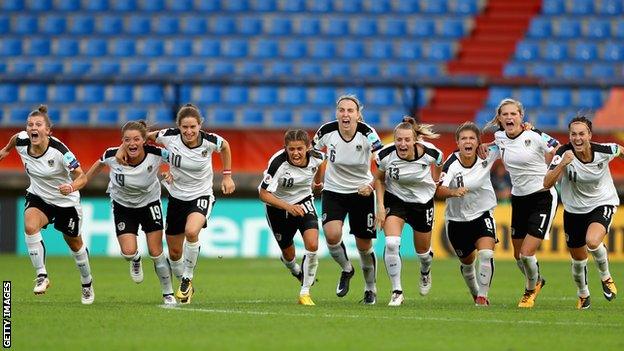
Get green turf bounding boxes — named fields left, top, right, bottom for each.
left=2, top=255, right=623, bottom=350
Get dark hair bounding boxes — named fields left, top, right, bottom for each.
left=176, top=103, right=203, bottom=126
left=568, top=115, right=592, bottom=133
left=455, top=121, right=481, bottom=141
left=336, top=94, right=364, bottom=121
left=121, top=120, right=148, bottom=140
left=28, top=104, right=52, bottom=128
left=394, top=116, right=439, bottom=140
left=284, top=129, right=310, bottom=146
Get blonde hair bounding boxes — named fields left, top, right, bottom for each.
left=395, top=116, right=439, bottom=140
left=122, top=120, right=149, bottom=140
left=484, top=98, right=525, bottom=131
left=28, top=104, right=52, bottom=128
left=336, top=94, right=364, bottom=122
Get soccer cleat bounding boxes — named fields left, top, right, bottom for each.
left=475, top=296, right=490, bottom=307
left=130, top=258, right=144, bottom=284
left=360, top=290, right=376, bottom=305
left=576, top=295, right=591, bottom=310
left=388, top=290, right=404, bottom=306
left=535, top=276, right=546, bottom=296
left=518, top=289, right=536, bottom=308
left=336, top=268, right=355, bottom=297
left=162, top=294, right=177, bottom=306
left=601, top=277, right=617, bottom=301
left=419, top=271, right=432, bottom=296
left=81, top=283, right=94, bottom=305
left=176, top=277, right=194, bottom=303
left=33, top=275, right=50, bottom=295
left=298, top=294, right=315, bottom=306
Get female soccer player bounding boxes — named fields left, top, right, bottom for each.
left=436, top=122, right=498, bottom=306
left=259, top=129, right=324, bottom=305
left=374, top=117, right=443, bottom=306
left=83, top=120, right=175, bottom=305
left=0, top=105, right=94, bottom=304
left=312, top=95, right=383, bottom=304
left=543, top=116, right=620, bottom=309
left=481, top=98, right=559, bottom=308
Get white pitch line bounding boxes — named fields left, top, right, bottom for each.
left=160, top=305, right=622, bottom=327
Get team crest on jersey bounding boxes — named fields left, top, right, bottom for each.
left=482, top=160, right=488, bottom=168
left=312, top=167, right=317, bottom=172
left=117, top=222, right=126, bottom=231
left=597, top=163, right=603, bottom=169
left=422, top=164, right=427, bottom=169
left=202, top=150, right=208, bottom=157
left=48, top=159, right=54, bottom=167
left=525, top=139, right=531, bottom=147
left=147, top=165, right=153, bottom=172
left=356, top=144, right=362, bottom=151
left=274, top=233, right=282, bottom=241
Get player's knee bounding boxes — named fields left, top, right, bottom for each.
left=168, top=247, right=182, bottom=261
left=385, top=236, right=401, bottom=253
left=305, top=242, right=318, bottom=252
left=24, top=223, right=40, bottom=235
left=585, top=239, right=602, bottom=250
left=478, top=249, right=494, bottom=261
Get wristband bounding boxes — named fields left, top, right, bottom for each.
left=222, top=169, right=232, bottom=175
left=367, top=183, right=374, bottom=191
left=69, top=184, right=74, bottom=193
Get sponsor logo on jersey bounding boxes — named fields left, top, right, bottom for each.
left=117, top=222, right=125, bottom=231
left=597, top=163, right=603, bottom=169
left=525, top=139, right=531, bottom=147
left=147, top=165, right=153, bottom=172
left=48, top=159, right=54, bottom=167
left=202, top=150, right=208, bottom=157
left=356, top=144, right=362, bottom=151
left=482, top=160, right=488, bottom=167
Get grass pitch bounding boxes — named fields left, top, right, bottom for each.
left=2, top=255, right=623, bottom=350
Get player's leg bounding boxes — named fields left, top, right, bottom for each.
left=24, top=203, right=50, bottom=294
left=298, top=227, right=319, bottom=306
left=322, top=191, right=354, bottom=297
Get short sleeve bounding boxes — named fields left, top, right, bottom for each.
left=63, top=150, right=80, bottom=171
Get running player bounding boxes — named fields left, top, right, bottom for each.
left=374, top=117, right=443, bottom=306
left=543, top=116, right=620, bottom=309
left=312, top=95, right=383, bottom=304
left=0, top=105, right=94, bottom=304
left=82, top=120, right=175, bottom=305
left=481, top=98, right=559, bottom=308
left=259, top=129, right=323, bottom=306
left=436, top=122, right=498, bottom=306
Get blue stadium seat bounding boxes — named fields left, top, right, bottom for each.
left=69, top=15, right=94, bottom=34
left=249, top=0, right=274, bottom=11
left=181, top=62, right=206, bottom=75
left=84, top=38, right=107, bottom=56
left=252, top=87, right=278, bottom=104
left=239, top=61, right=264, bottom=75
left=603, top=42, right=624, bottom=61
left=415, top=62, right=441, bottom=76
left=13, top=15, right=37, bottom=34
left=98, top=15, right=123, bottom=35
left=365, top=0, right=391, bottom=13
left=268, top=18, right=292, bottom=35
left=221, top=0, right=247, bottom=11
left=22, top=84, right=47, bottom=102
left=111, top=39, right=135, bottom=57
left=168, top=0, right=194, bottom=11
left=327, top=62, right=350, bottom=77
left=12, top=60, right=35, bottom=74
left=211, top=108, right=235, bottom=125
left=0, top=62, right=6, bottom=73
left=270, top=110, right=293, bottom=125
left=0, top=16, right=8, bottom=35
left=141, top=39, right=164, bottom=57
left=323, top=18, right=349, bottom=36
left=474, top=110, right=491, bottom=127
left=31, top=0, right=52, bottom=10
left=254, top=39, right=278, bottom=58
left=242, top=109, right=264, bottom=125
left=170, top=39, right=193, bottom=57
left=354, top=18, right=378, bottom=36
left=0, top=39, right=21, bottom=56
left=97, top=60, right=121, bottom=74
left=517, top=88, right=542, bottom=108
left=560, top=63, right=585, bottom=78
left=0, top=84, right=18, bottom=103
left=109, top=85, right=133, bottom=103
left=527, top=18, right=552, bottom=38
left=68, top=108, right=90, bottom=124
left=84, top=0, right=108, bottom=10
left=307, top=0, right=332, bottom=12
left=542, top=0, right=564, bottom=15
left=300, top=110, right=323, bottom=125
left=152, top=60, right=177, bottom=75
left=68, top=60, right=92, bottom=75
left=110, top=0, right=136, bottom=11
left=422, top=0, right=447, bottom=13
left=364, top=109, right=380, bottom=125
left=281, top=0, right=305, bottom=12
left=298, top=18, right=320, bottom=35
left=125, top=107, right=148, bottom=121
left=195, top=0, right=220, bottom=11
left=223, top=39, right=248, bottom=58
left=211, top=60, right=235, bottom=75
left=384, top=63, right=409, bottom=77
left=281, top=40, right=306, bottom=58
left=615, top=21, right=624, bottom=39
left=557, top=18, right=581, bottom=38
left=542, top=41, right=567, bottom=61
left=531, top=62, right=556, bottom=77
left=503, top=62, right=527, bottom=77
left=394, top=0, right=420, bottom=13
left=193, top=85, right=220, bottom=104
left=577, top=89, right=604, bottom=108
left=515, top=41, right=539, bottom=61
left=310, top=40, right=336, bottom=59
left=339, top=87, right=365, bottom=99
left=126, top=15, right=151, bottom=34
left=238, top=16, right=262, bottom=35
left=97, top=108, right=118, bottom=124
left=40, top=60, right=63, bottom=74
left=573, top=42, right=598, bottom=61
left=41, top=15, right=66, bottom=35
left=411, top=18, right=435, bottom=36
left=137, top=85, right=163, bottom=103
left=454, top=0, right=479, bottom=14
left=268, top=62, right=293, bottom=76
left=56, top=38, right=79, bottom=57
left=196, top=39, right=220, bottom=57
left=382, top=18, right=406, bottom=36
left=568, top=0, right=593, bottom=14
left=586, top=19, right=611, bottom=39
left=387, top=109, right=407, bottom=125
left=281, top=87, right=306, bottom=104
left=47, top=108, right=61, bottom=124
left=545, top=88, right=572, bottom=108
left=177, top=86, right=191, bottom=102
left=81, top=85, right=105, bottom=103
left=1, top=0, right=24, bottom=11
left=310, top=87, right=335, bottom=105
left=27, top=38, right=50, bottom=56
left=588, top=64, right=615, bottom=78
left=10, top=107, right=31, bottom=124
left=57, top=0, right=79, bottom=11
left=223, top=86, right=248, bottom=104
left=340, top=41, right=364, bottom=59
left=155, top=16, right=179, bottom=35
left=153, top=107, right=173, bottom=124
left=298, top=62, right=323, bottom=76
left=367, top=41, right=392, bottom=59
left=534, top=111, right=559, bottom=129
left=355, top=62, right=380, bottom=76
left=396, top=41, right=422, bottom=59
left=181, top=16, right=207, bottom=35
left=428, top=42, right=453, bottom=60
left=596, top=0, right=622, bottom=15
left=337, top=0, right=362, bottom=12
left=211, top=16, right=236, bottom=35
left=486, top=87, right=513, bottom=107
left=440, top=18, right=465, bottom=38
left=368, top=88, right=395, bottom=105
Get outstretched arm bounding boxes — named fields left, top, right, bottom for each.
left=0, top=133, right=18, bottom=162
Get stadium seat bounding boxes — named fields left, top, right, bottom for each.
left=239, top=61, right=264, bottom=75
left=68, top=108, right=90, bottom=124
left=41, top=15, right=66, bottom=35
left=588, top=64, right=615, bottom=78
left=544, top=88, right=572, bottom=108
left=22, top=84, right=47, bottom=103
left=542, top=0, right=564, bottom=15
left=269, top=110, right=294, bottom=125
left=603, top=42, right=624, bottom=61
left=254, top=39, right=279, bottom=58
left=474, top=109, right=491, bottom=127
left=615, top=21, right=624, bottom=39
left=1, top=0, right=24, bottom=11
left=503, top=62, right=527, bottom=77
left=366, top=0, right=391, bottom=13
left=110, top=0, right=136, bottom=11
left=440, top=18, right=465, bottom=38
left=196, top=39, right=220, bottom=57
left=323, top=18, right=349, bottom=36
left=310, top=87, right=335, bottom=105
left=268, top=62, right=294, bottom=76
left=252, top=87, right=278, bottom=105
left=577, top=89, right=604, bottom=108
left=368, top=88, right=395, bottom=105
left=387, top=109, right=407, bottom=125
left=428, top=42, right=453, bottom=60
left=155, top=16, right=179, bottom=35
left=181, top=62, right=206, bottom=75
left=109, top=85, right=133, bottom=103
left=28, top=38, right=51, bottom=56
left=126, top=15, right=151, bottom=34
left=0, top=84, right=18, bottom=103
left=281, top=87, right=307, bottom=104
left=110, top=39, right=135, bottom=57
left=415, top=62, right=441, bottom=76
left=223, top=86, right=249, bottom=104
left=13, top=15, right=37, bottom=34
left=249, top=0, right=274, bottom=11
left=211, top=61, right=235, bottom=75
left=556, top=18, right=581, bottom=38
left=68, top=60, right=92, bottom=75
left=193, top=85, right=220, bottom=104
left=211, top=17, right=236, bottom=35
left=152, top=60, right=177, bottom=75
left=355, top=62, right=380, bottom=77
left=97, top=60, right=121, bottom=75
left=307, top=0, right=332, bottom=12
left=300, top=110, right=323, bottom=125
left=57, top=0, right=80, bottom=11
left=10, top=107, right=31, bottom=124
left=211, top=108, right=236, bottom=125
left=339, top=40, right=364, bottom=59
left=141, top=39, right=164, bottom=57
left=125, top=60, right=149, bottom=75
left=515, top=41, right=539, bottom=61
left=221, top=0, right=246, bottom=11
left=98, top=15, right=123, bottom=35
left=238, top=16, right=262, bottom=35
left=382, top=18, right=407, bottom=36
left=486, top=87, right=513, bottom=107
left=298, top=62, right=323, bottom=76
left=327, top=62, right=351, bottom=77
left=81, top=85, right=105, bottom=103
left=586, top=19, right=611, bottom=39
left=527, top=18, right=552, bottom=38
left=168, top=0, right=194, bottom=11
left=84, top=0, right=107, bottom=10
left=69, top=15, right=95, bottom=34
left=84, top=38, right=107, bottom=56
left=97, top=108, right=119, bottom=124
left=281, top=40, right=306, bottom=58
left=454, top=0, right=479, bottom=14
left=170, top=39, right=193, bottom=57
left=337, top=0, right=362, bottom=12
left=534, top=111, right=559, bottom=129
left=596, top=0, right=622, bottom=15
left=517, top=88, right=542, bottom=108
left=364, top=109, right=381, bottom=125
left=268, top=17, right=292, bottom=35
left=422, top=0, right=447, bottom=13
left=0, top=39, right=22, bottom=56
left=40, top=60, right=63, bottom=74
left=137, top=85, right=163, bottom=103
left=11, top=61, right=35, bottom=74
left=411, top=18, right=435, bottom=36
left=153, top=107, right=173, bottom=124
left=241, top=109, right=264, bottom=125
left=573, top=42, right=598, bottom=61
left=560, top=63, right=585, bottom=78
left=0, top=62, right=5, bottom=74
left=297, top=17, right=320, bottom=35
left=367, top=41, right=393, bottom=59
left=531, top=62, right=556, bottom=78
left=47, top=108, right=61, bottom=124
left=195, top=0, right=220, bottom=11
left=396, top=41, right=422, bottom=59
left=568, top=0, right=593, bottom=14
left=0, top=16, right=8, bottom=35
left=354, top=18, right=378, bottom=36
left=281, top=0, right=305, bottom=12
left=56, top=38, right=79, bottom=57
left=181, top=16, right=207, bottom=35
left=125, top=107, right=148, bottom=121
left=383, top=63, right=409, bottom=77
left=223, top=39, right=248, bottom=58
left=542, top=41, right=567, bottom=61
left=310, top=40, right=336, bottom=59
left=394, top=0, right=420, bottom=13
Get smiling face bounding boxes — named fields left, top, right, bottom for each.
left=335, top=99, right=359, bottom=134
left=497, top=103, right=523, bottom=136
left=569, top=121, right=592, bottom=153
left=178, top=116, right=201, bottom=146
left=457, top=129, right=479, bottom=160
left=26, top=115, right=50, bottom=147
left=394, top=127, right=416, bottom=159
left=286, top=140, right=307, bottom=167
left=122, top=129, right=146, bottom=160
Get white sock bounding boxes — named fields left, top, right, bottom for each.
left=571, top=259, right=589, bottom=298
left=516, top=259, right=526, bottom=277
left=460, top=262, right=479, bottom=297
left=300, top=251, right=318, bottom=295
left=328, top=241, right=353, bottom=272
left=358, top=247, right=377, bottom=292
left=182, top=240, right=201, bottom=280
left=384, top=236, right=402, bottom=292
left=417, top=249, right=433, bottom=275
left=521, top=255, right=539, bottom=290
left=151, top=253, right=174, bottom=295
left=477, top=249, right=494, bottom=297
left=169, top=257, right=184, bottom=280
left=280, top=256, right=301, bottom=276
left=25, top=232, right=47, bottom=276
left=121, top=251, right=140, bottom=262
left=588, top=243, right=611, bottom=280
left=71, top=244, right=92, bottom=285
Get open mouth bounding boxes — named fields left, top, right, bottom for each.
left=341, top=118, right=351, bottom=128
left=128, top=146, right=139, bottom=154
left=30, top=131, right=40, bottom=142
left=505, top=121, right=514, bottom=127
left=464, top=146, right=474, bottom=152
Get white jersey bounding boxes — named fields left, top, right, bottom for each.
left=549, top=142, right=621, bottom=214
left=440, top=147, right=500, bottom=221
left=375, top=141, right=443, bottom=204
left=259, top=149, right=325, bottom=204
left=15, top=131, right=80, bottom=207
left=312, top=121, right=383, bottom=193
left=99, top=145, right=169, bottom=208
left=156, top=128, right=223, bottom=200
left=494, top=129, right=559, bottom=196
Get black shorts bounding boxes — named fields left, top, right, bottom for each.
left=112, top=200, right=164, bottom=236
left=321, top=190, right=376, bottom=239
left=446, top=211, right=497, bottom=258
left=511, top=188, right=557, bottom=239
left=266, top=196, right=319, bottom=249
left=24, top=192, right=82, bottom=237
left=563, top=205, right=616, bottom=249
left=384, top=191, right=434, bottom=233
left=165, top=195, right=214, bottom=236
